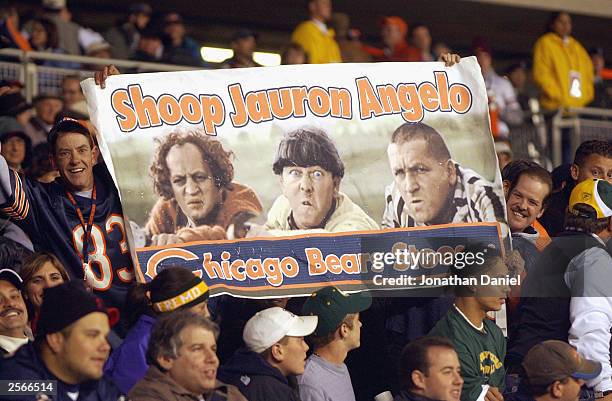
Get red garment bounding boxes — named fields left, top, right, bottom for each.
left=601, top=68, right=612, bottom=80
left=363, top=41, right=421, bottom=62
left=146, top=183, right=263, bottom=242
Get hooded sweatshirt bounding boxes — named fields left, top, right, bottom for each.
left=217, top=348, right=301, bottom=401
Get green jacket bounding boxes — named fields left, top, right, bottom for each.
left=429, top=306, right=506, bottom=401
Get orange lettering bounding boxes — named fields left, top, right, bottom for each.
left=200, top=95, right=225, bottom=135
left=146, top=248, right=198, bottom=279
left=129, top=85, right=161, bottom=128
left=268, top=88, right=294, bottom=119
left=180, top=94, right=203, bottom=124
left=356, top=77, right=383, bottom=119
left=246, top=91, right=272, bottom=123
left=398, top=83, right=423, bottom=122
left=306, top=248, right=327, bottom=275
left=111, top=89, right=137, bottom=132
left=308, top=87, right=330, bottom=116
left=419, top=82, right=439, bottom=111
left=449, top=84, right=471, bottom=113
left=158, top=94, right=181, bottom=124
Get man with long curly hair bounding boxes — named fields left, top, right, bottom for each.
left=146, top=130, right=262, bottom=245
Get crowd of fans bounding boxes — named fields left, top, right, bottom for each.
left=0, top=1, right=610, bottom=401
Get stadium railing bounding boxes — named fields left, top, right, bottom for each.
left=551, top=107, right=612, bottom=166
left=0, top=48, right=200, bottom=102
left=1, top=47, right=610, bottom=165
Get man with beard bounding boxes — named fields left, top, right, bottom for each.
left=502, top=160, right=552, bottom=267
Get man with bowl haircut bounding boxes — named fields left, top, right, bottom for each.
left=522, top=341, right=602, bottom=401
left=395, top=336, right=463, bottom=401
left=0, top=281, right=124, bottom=401
left=256, top=127, right=378, bottom=237
left=217, top=307, right=318, bottom=401
left=299, top=286, right=372, bottom=401
left=382, top=122, right=506, bottom=229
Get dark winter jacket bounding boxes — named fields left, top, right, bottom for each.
left=217, top=348, right=301, bottom=401
left=0, top=342, right=124, bottom=401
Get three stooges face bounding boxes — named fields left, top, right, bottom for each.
left=273, top=128, right=344, bottom=229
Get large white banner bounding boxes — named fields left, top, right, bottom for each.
left=82, top=57, right=508, bottom=297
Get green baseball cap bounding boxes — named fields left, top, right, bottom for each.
left=301, top=286, right=372, bottom=337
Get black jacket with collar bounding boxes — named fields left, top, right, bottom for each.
left=217, top=348, right=301, bottom=401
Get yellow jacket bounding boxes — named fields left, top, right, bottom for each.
left=291, top=20, right=342, bottom=64
left=533, top=32, right=594, bottom=110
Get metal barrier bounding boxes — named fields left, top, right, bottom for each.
left=551, top=107, right=612, bottom=166
left=2, top=47, right=611, bottom=164
left=0, top=48, right=200, bottom=102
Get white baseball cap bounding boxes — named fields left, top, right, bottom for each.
left=243, top=307, right=318, bottom=353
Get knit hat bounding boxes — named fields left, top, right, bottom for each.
left=301, top=286, right=371, bottom=337
left=380, top=16, right=408, bottom=36
left=36, top=281, right=118, bottom=339
left=523, top=340, right=601, bottom=388
left=150, top=269, right=210, bottom=313
left=569, top=179, right=612, bottom=219
left=243, top=307, right=317, bottom=353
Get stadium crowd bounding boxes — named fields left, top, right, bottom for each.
left=0, top=0, right=610, bottom=401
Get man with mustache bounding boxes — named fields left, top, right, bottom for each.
left=0, top=268, right=30, bottom=356
left=0, top=281, right=124, bottom=401
left=395, top=336, right=464, bottom=401
left=130, top=310, right=246, bottom=401
left=502, top=160, right=552, bottom=248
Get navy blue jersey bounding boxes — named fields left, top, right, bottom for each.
left=0, top=163, right=134, bottom=310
